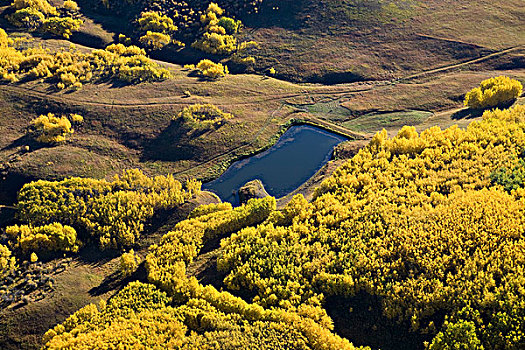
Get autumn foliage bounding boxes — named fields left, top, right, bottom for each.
left=16, top=169, right=200, bottom=249
left=464, top=76, right=523, bottom=109
left=0, top=29, right=171, bottom=89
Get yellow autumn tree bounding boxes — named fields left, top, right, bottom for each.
left=464, top=76, right=523, bottom=109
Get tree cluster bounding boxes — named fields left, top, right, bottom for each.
left=218, top=103, right=525, bottom=349
left=16, top=169, right=201, bottom=249
left=8, top=0, right=83, bottom=38
left=464, top=76, right=523, bottom=110
left=0, top=28, right=171, bottom=89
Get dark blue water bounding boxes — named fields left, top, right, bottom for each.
left=202, top=125, right=347, bottom=204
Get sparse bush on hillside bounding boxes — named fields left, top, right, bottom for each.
left=177, top=103, right=233, bottom=128
left=6, top=222, right=79, bottom=255
left=0, top=30, right=171, bottom=88
left=0, top=244, right=16, bottom=278
left=139, top=31, right=171, bottom=50
left=217, top=16, right=240, bottom=34
left=138, top=11, right=177, bottom=33
left=62, top=0, right=79, bottom=11
left=195, top=59, right=228, bottom=79
left=30, top=113, right=73, bottom=144
left=191, top=2, right=256, bottom=58
left=464, top=76, right=523, bottom=109
left=137, top=11, right=184, bottom=50
left=12, top=0, right=57, bottom=15
left=8, top=7, right=45, bottom=30
left=192, top=31, right=237, bottom=55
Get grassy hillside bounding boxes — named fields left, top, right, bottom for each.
left=0, top=0, right=524, bottom=348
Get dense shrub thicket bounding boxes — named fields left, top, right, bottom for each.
left=16, top=169, right=200, bottom=249
left=0, top=28, right=171, bottom=89
left=464, top=76, right=523, bottom=110
left=217, top=104, right=525, bottom=349
left=42, top=280, right=361, bottom=350
left=8, top=0, right=83, bottom=38
left=43, top=198, right=363, bottom=349
left=6, top=222, right=79, bottom=255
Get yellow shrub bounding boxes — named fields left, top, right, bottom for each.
left=464, top=76, right=523, bottom=109
left=30, top=113, right=73, bottom=144
left=0, top=244, right=16, bottom=277
left=62, top=0, right=79, bottom=11
left=0, top=28, right=9, bottom=47
left=12, top=0, right=57, bottom=15
left=6, top=222, right=79, bottom=254
left=8, top=8, right=45, bottom=30
left=192, top=32, right=237, bottom=55
left=40, top=16, right=83, bottom=39
left=16, top=170, right=200, bottom=250
left=138, top=11, right=177, bottom=33
left=69, top=113, right=83, bottom=123
left=139, top=31, right=171, bottom=50
left=119, top=250, right=139, bottom=277
left=177, top=103, right=232, bottom=128
left=195, top=59, right=228, bottom=79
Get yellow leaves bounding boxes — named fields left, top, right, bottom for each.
left=215, top=104, right=525, bottom=348
left=62, top=0, right=79, bottom=11
left=139, top=31, right=171, bottom=50
left=482, top=104, right=525, bottom=124
left=16, top=169, right=200, bottom=250
left=30, top=113, right=73, bottom=144
left=9, top=0, right=83, bottom=39
left=119, top=249, right=139, bottom=277
left=192, top=31, right=237, bottom=55
left=6, top=222, right=79, bottom=254
left=138, top=11, right=177, bottom=33
left=12, top=0, right=57, bottom=15
left=40, top=16, right=83, bottom=39
left=0, top=29, right=170, bottom=87
left=464, top=76, right=523, bottom=110
left=194, top=58, right=229, bottom=79
left=0, top=244, right=16, bottom=278
left=177, top=103, right=232, bottom=128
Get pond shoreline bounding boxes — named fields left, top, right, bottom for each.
left=202, top=124, right=350, bottom=205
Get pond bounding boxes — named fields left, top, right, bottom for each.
left=202, top=124, right=348, bottom=205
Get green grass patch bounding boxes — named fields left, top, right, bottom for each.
left=342, top=110, right=433, bottom=133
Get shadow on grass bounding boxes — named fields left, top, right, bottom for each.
left=453, top=101, right=519, bottom=120
left=142, top=118, right=212, bottom=162
left=88, top=262, right=149, bottom=297
left=451, top=108, right=484, bottom=120
left=77, top=245, right=119, bottom=268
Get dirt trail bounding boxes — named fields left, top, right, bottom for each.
left=401, top=45, right=524, bottom=81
